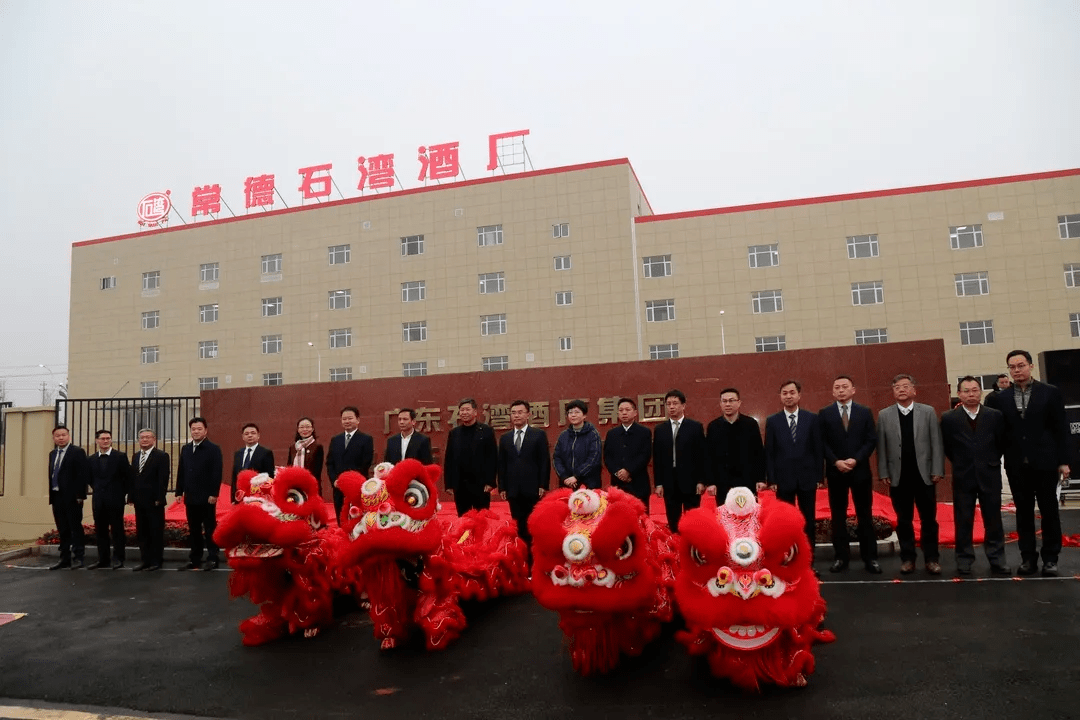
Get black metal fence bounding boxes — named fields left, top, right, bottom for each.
left=54, top=396, right=200, bottom=493
left=0, top=401, right=11, bottom=496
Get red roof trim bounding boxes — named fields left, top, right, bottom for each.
left=634, top=167, right=1080, bottom=224
left=74, top=158, right=640, bottom=248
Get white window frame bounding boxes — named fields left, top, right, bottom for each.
left=100, top=276, right=116, bottom=290
left=855, top=328, right=888, bottom=345
left=261, top=297, right=282, bottom=317
left=261, top=253, right=282, bottom=274
left=482, top=355, right=509, bottom=372
left=199, top=263, right=219, bottom=282
left=959, top=320, right=994, bottom=346
left=141, top=311, right=159, bottom=330
left=1064, top=264, right=1080, bottom=288
left=642, top=254, right=672, bottom=278
left=328, top=289, right=351, bottom=310
left=403, top=362, right=428, bottom=377
left=478, top=272, right=506, bottom=294
left=1059, top=214, right=1080, bottom=240
left=400, top=235, right=425, bottom=256
left=141, top=346, right=159, bottom=364
left=851, top=281, right=884, bottom=306
left=950, top=225, right=984, bottom=250
left=477, top=225, right=503, bottom=247
left=1072, top=313, right=1080, bottom=338
left=552, top=223, right=570, bottom=239
left=198, top=377, right=218, bottom=391
left=262, top=372, right=283, bottom=387
left=559, top=336, right=572, bottom=351
left=330, top=367, right=353, bottom=382
left=555, top=291, right=573, bottom=306
left=747, top=245, right=779, bottom=268
left=402, top=321, right=427, bottom=343
left=142, top=271, right=160, bottom=290
left=329, top=328, right=352, bottom=349
left=199, top=303, right=218, bottom=323
left=752, top=289, right=783, bottom=314
left=328, top=244, right=351, bottom=265
left=846, top=234, right=879, bottom=259
left=480, top=313, right=507, bottom=336
left=262, top=334, right=282, bottom=355
left=553, top=255, right=571, bottom=271
left=649, top=343, right=679, bottom=359
left=755, top=335, right=786, bottom=352
left=198, top=340, right=218, bottom=359
left=954, top=271, right=990, bottom=297
left=140, top=381, right=158, bottom=398
left=401, top=281, right=426, bottom=302
left=645, top=299, right=676, bottom=322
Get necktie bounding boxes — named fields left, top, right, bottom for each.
left=841, top=405, right=849, bottom=431
left=52, top=448, right=64, bottom=489
left=242, top=447, right=252, bottom=469
left=344, top=432, right=352, bottom=447
left=789, top=414, right=797, bottom=442
left=139, top=450, right=148, bottom=473
left=672, top=421, right=680, bottom=467
left=515, top=429, right=523, bottom=452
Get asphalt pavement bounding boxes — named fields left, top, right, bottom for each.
left=1, top=511, right=1079, bottom=720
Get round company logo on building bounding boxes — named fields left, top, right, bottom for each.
left=137, top=190, right=171, bottom=227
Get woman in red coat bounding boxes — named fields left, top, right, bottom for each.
left=287, top=417, right=326, bottom=500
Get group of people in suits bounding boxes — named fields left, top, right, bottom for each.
left=47, top=348, right=1072, bottom=578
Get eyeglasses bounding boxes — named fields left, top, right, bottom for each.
left=1007, top=363, right=1029, bottom=371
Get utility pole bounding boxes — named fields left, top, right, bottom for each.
left=40, top=381, right=50, bottom=405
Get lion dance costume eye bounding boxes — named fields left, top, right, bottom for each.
left=335, top=459, right=529, bottom=651
left=673, top=487, right=835, bottom=690
left=528, top=487, right=679, bottom=675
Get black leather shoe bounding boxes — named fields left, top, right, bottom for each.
left=203, top=559, right=220, bottom=571
left=111, top=562, right=124, bottom=570
left=865, top=560, right=883, bottom=574
left=956, top=566, right=972, bottom=576
left=87, top=561, right=106, bottom=570
left=990, top=565, right=1012, bottom=577
left=829, top=560, right=848, bottom=573
left=132, top=564, right=149, bottom=572
left=147, top=564, right=161, bottom=572
left=1017, top=561, right=1038, bottom=576
left=178, top=562, right=201, bottom=571
left=70, top=560, right=84, bottom=570
left=1041, top=562, right=1058, bottom=577
left=49, top=561, right=71, bottom=571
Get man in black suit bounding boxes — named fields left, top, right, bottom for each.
left=384, top=408, right=434, bottom=464
left=652, top=389, right=707, bottom=532
left=88, top=429, right=131, bottom=570
left=603, top=397, right=653, bottom=505
left=705, top=387, right=766, bottom=499
left=497, top=400, right=551, bottom=552
left=443, top=398, right=498, bottom=516
left=326, top=406, right=374, bottom=522
left=764, top=380, right=824, bottom=554
left=983, top=373, right=1012, bottom=411
left=175, top=417, right=224, bottom=571
left=230, top=422, right=275, bottom=503
left=941, top=376, right=1011, bottom=577
left=996, top=350, right=1072, bottom=577
left=819, top=375, right=881, bottom=574
left=47, top=425, right=91, bottom=570
left=130, top=428, right=170, bottom=571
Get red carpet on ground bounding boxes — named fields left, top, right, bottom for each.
left=159, top=484, right=984, bottom=546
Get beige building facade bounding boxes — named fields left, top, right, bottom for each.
left=69, top=160, right=1080, bottom=399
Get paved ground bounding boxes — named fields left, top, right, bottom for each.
left=1, top=511, right=1079, bottom=720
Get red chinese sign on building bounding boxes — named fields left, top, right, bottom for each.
left=140, top=130, right=530, bottom=226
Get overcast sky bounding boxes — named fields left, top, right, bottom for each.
left=1, top=1, right=1078, bottom=406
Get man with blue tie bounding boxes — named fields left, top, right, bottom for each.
left=47, top=425, right=91, bottom=570
left=765, top=380, right=824, bottom=555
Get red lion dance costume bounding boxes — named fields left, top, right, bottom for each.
left=213, top=466, right=347, bottom=646
left=529, top=487, right=678, bottom=675
left=336, top=459, right=529, bottom=650
left=674, top=487, right=835, bottom=690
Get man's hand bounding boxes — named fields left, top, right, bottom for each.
left=483, top=485, right=494, bottom=494
left=1059, top=464, right=1071, bottom=481
left=931, top=475, right=943, bottom=485
left=76, top=498, right=84, bottom=505
left=446, top=488, right=454, bottom=496
left=563, top=476, right=577, bottom=487
left=500, top=491, right=507, bottom=501
left=835, top=459, right=856, bottom=472
left=538, top=488, right=545, bottom=499
left=695, top=483, right=705, bottom=495
left=655, top=486, right=664, bottom=498
left=879, top=477, right=890, bottom=486
left=755, top=482, right=767, bottom=492
left=616, top=469, right=630, bottom=482
left=706, top=485, right=717, bottom=497
left=208, top=496, right=217, bottom=505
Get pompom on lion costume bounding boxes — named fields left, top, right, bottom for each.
left=673, top=487, right=835, bottom=691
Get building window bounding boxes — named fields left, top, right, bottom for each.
left=199, top=303, right=218, bottom=323
left=261, top=253, right=282, bottom=274
left=954, top=374, right=1002, bottom=390
left=554, top=336, right=571, bottom=352
left=198, top=340, right=218, bottom=359
left=401, top=281, right=426, bottom=302
left=553, top=255, right=571, bottom=271
left=262, top=334, right=282, bottom=354
left=950, top=224, right=984, bottom=250
left=851, top=281, right=884, bottom=306
left=1059, top=214, right=1080, bottom=240
left=263, top=372, right=283, bottom=387
left=755, top=335, right=786, bottom=352
left=328, top=289, right=351, bottom=310
left=642, top=254, right=672, bottom=278
left=402, top=321, right=427, bottom=342
left=101, top=276, right=116, bottom=290
left=330, top=367, right=353, bottom=382
left=400, top=235, right=424, bottom=256
left=478, top=271, right=506, bottom=294
left=959, top=320, right=994, bottom=346
left=552, top=223, right=570, bottom=239
left=752, top=289, right=783, bottom=314
left=555, top=291, right=573, bottom=306
left=198, top=377, right=218, bottom=391
left=1071, top=313, right=1080, bottom=337
left=482, top=355, right=509, bottom=372
left=477, top=225, right=503, bottom=247
left=650, top=343, right=679, bottom=359
left=480, top=313, right=507, bottom=336
left=846, top=234, right=879, bottom=259
left=329, top=328, right=352, bottom=349
left=141, top=310, right=159, bottom=330
left=1065, top=264, right=1080, bottom=288
left=140, top=381, right=158, bottom=398
left=141, top=346, right=159, bottom=364
left=855, top=328, right=888, bottom=345
left=200, top=263, right=219, bottom=282
left=645, top=299, right=676, bottom=322
left=954, top=271, right=989, bottom=297
left=403, top=362, right=428, bottom=377
left=328, top=244, right=350, bottom=265
left=747, top=245, right=779, bottom=268
left=262, top=297, right=282, bottom=317
left=142, top=271, right=160, bottom=290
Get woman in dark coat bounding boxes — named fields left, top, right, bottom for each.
left=287, top=417, right=327, bottom=500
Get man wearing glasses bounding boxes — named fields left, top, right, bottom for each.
left=994, top=350, right=1072, bottom=577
